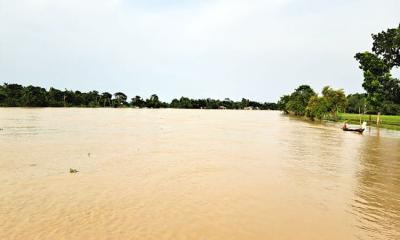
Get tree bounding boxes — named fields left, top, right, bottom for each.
left=85, top=91, right=100, bottom=107
left=277, top=95, right=290, bottom=113
left=174, top=97, right=193, bottom=108
left=2, top=83, right=24, bottom=106
left=355, top=24, right=400, bottom=114
left=346, top=93, right=367, bottom=113
left=47, top=87, right=64, bottom=107
left=131, top=95, right=144, bottom=108
left=63, top=90, right=77, bottom=107
left=305, top=96, right=328, bottom=120
left=0, top=82, right=279, bottom=110
left=321, top=86, right=347, bottom=119
left=73, top=91, right=85, bottom=106
left=262, top=102, right=278, bottom=110
left=101, top=92, right=112, bottom=107
left=146, top=94, right=161, bottom=108
left=354, top=52, right=395, bottom=110
left=302, top=86, right=346, bottom=120
left=371, top=23, right=400, bottom=68
left=114, top=92, right=128, bottom=107
left=0, top=85, right=7, bottom=106
left=22, top=85, right=48, bottom=107
left=286, top=85, right=316, bottom=115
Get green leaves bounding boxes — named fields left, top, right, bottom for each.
left=286, top=85, right=316, bottom=116
left=282, top=85, right=347, bottom=121
left=371, top=23, right=400, bottom=68
left=355, top=24, right=400, bottom=114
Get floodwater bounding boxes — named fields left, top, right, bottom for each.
left=0, top=108, right=399, bottom=240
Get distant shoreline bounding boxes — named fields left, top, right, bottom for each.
left=0, top=83, right=278, bottom=110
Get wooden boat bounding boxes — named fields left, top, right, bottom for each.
left=342, top=122, right=367, bottom=134
left=342, top=127, right=365, bottom=133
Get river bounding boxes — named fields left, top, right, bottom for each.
left=0, top=108, right=399, bottom=240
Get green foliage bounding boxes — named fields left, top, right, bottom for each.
left=286, top=85, right=316, bottom=115
left=131, top=95, right=145, bottom=108
left=2, top=83, right=24, bottom=106
left=101, top=92, right=112, bottom=107
left=277, top=95, right=290, bottom=113
left=321, top=86, right=347, bottom=119
left=0, top=85, right=6, bottom=106
left=346, top=93, right=367, bottom=113
left=113, top=92, right=128, bottom=107
left=305, top=96, right=328, bottom=120
left=371, top=23, right=400, bottom=68
left=168, top=96, right=277, bottom=110
left=0, top=83, right=278, bottom=110
left=355, top=52, right=390, bottom=76
left=171, top=97, right=193, bottom=108
left=380, top=101, right=400, bottom=115
left=145, top=94, right=161, bottom=108
left=339, top=113, right=400, bottom=131
left=48, top=87, right=65, bottom=107
left=22, top=85, right=48, bottom=107
left=281, top=85, right=348, bottom=121
left=303, top=86, right=347, bottom=120
left=355, top=24, right=400, bottom=114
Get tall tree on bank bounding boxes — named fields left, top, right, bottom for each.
left=355, top=24, right=400, bottom=115
left=286, top=85, right=316, bottom=115
left=277, top=95, right=290, bottom=113
left=321, top=86, right=347, bottom=119
left=306, top=86, right=347, bottom=120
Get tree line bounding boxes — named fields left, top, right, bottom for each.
left=278, top=85, right=347, bottom=120
left=0, top=83, right=278, bottom=110
left=278, top=23, right=400, bottom=119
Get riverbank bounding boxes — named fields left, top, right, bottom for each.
left=338, top=113, right=400, bottom=131
left=283, top=112, right=400, bottom=131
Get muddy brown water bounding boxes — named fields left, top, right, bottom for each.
left=0, top=108, right=399, bottom=240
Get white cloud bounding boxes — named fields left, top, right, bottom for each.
left=0, top=0, right=399, bottom=101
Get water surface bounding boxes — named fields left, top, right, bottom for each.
left=0, top=109, right=399, bottom=240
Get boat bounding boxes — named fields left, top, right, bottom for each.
left=342, top=122, right=367, bottom=134
left=342, top=127, right=365, bottom=133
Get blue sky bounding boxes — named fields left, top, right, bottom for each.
left=0, top=0, right=399, bottom=101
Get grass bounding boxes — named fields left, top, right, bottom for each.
left=338, top=113, right=400, bottom=131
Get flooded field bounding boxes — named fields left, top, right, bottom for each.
left=0, top=108, right=399, bottom=240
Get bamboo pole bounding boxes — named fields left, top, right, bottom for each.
left=376, top=112, right=381, bottom=126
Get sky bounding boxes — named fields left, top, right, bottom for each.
left=0, top=0, right=399, bottom=102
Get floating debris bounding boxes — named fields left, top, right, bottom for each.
left=69, top=168, right=79, bottom=173
left=88, top=153, right=91, bottom=157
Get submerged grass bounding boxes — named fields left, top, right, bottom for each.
left=338, top=113, right=400, bottom=131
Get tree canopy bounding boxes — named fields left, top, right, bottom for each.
left=305, top=87, right=347, bottom=120
left=0, top=83, right=278, bottom=110
left=355, top=24, right=400, bottom=115
left=286, top=85, right=316, bottom=116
